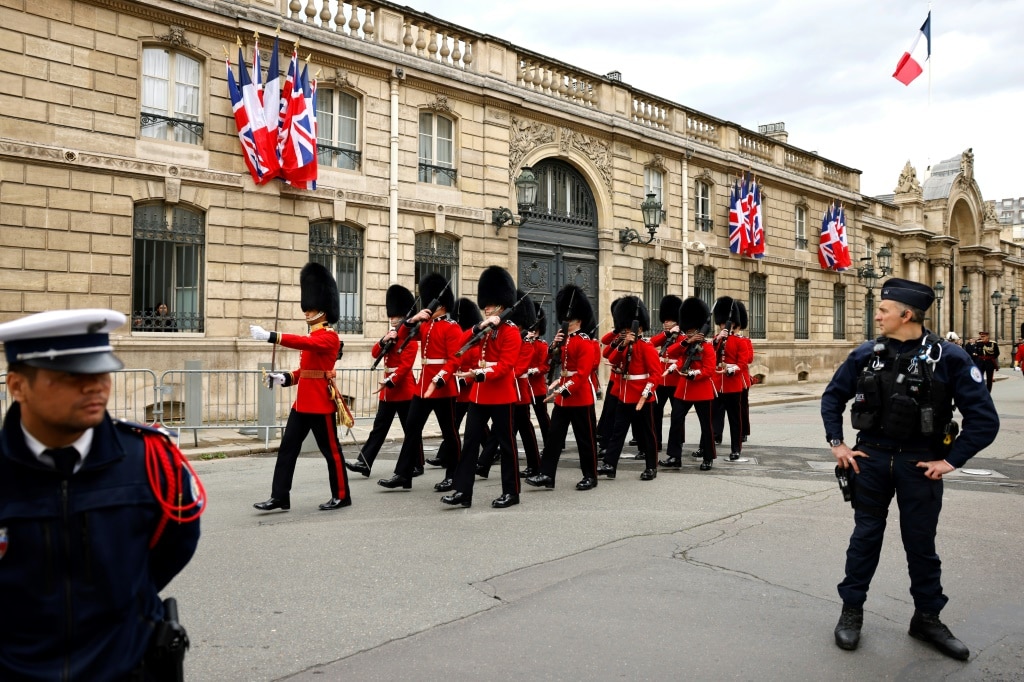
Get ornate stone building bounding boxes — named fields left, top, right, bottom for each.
left=1, top=0, right=1022, bottom=384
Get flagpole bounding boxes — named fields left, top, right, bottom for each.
left=926, top=2, right=932, bottom=178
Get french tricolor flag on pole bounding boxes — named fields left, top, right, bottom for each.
left=893, top=12, right=931, bottom=86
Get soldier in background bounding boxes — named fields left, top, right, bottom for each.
left=970, top=330, right=999, bottom=392
left=710, top=297, right=752, bottom=461
left=649, top=295, right=683, bottom=458
left=252, top=262, right=352, bottom=511
left=347, top=284, right=419, bottom=477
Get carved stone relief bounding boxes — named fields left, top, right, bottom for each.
left=960, top=148, right=974, bottom=184
left=894, top=160, right=922, bottom=196
left=158, top=25, right=193, bottom=49
left=509, top=116, right=555, bottom=176
left=427, top=94, right=452, bottom=114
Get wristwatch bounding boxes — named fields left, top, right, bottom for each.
left=828, top=438, right=843, bottom=448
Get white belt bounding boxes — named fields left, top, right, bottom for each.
left=422, top=358, right=446, bottom=365
left=660, top=357, right=674, bottom=363
left=482, top=361, right=498, bottom=367
left=563, top=370, right=578, bottom=376
left=624, top=373, right=650, bottom=381
left=385, top=367, right=400, bottom=372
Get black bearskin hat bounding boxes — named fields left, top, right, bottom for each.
left=419, top=272, right=454, bottom=313
left=300, top=262, right=340, bottom=324
left=556, top=284, right=594, bottom=326
left=659, top=295, right=683, bottom=323
left=712, top=296, right=740, bottom=327
left=533, top=301, right=547, bottom=336
left=508, top=289, right=537, bottom=331
left=735, top=301, right=749, bottom=330
left=612, top=296, right=651, bottom=333
left=678, top=296, right=710, bottom=332
left=452, top=297, right=483, bottom=331
left=385, top=284, right=415, bottom=318
left=477, top=266, right=517, bottom=310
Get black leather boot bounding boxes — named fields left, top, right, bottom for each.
left=909, top=610, right=970, bottom=660
left=318, top=497, right=351, bottom=510
left=253, top=497, right=290, bottom=511
left=834, top=605, right=863, bottom=651
left=377, top=474, right=411, bottom=489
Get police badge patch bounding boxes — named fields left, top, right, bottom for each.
left=970, top=366, right=984, bottom=383
left=0, top=527, right=8, bottom=560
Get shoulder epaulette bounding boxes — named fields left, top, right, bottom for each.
left=113, top=419, right=176, bottom=441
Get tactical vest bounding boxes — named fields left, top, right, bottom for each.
left=849, top=334, right=955, bottom=448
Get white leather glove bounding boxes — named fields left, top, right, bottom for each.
left=686, top=369, right=700, bottom=378
left=264, top=372, right=286, bottom=388
left=527, top=367, right=539, bottom=376
left=250, top=324, right=271, bottom=342
left=726, top=363, right=740, bottom=375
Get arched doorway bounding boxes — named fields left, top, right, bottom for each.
left=517, top=159, right=600, bottom=340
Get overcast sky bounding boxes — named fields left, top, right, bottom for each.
left=408, top=0, right=1024, bottom=202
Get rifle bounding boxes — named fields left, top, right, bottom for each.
left=681, top=314, right=713, bottom=373
left=370, top=297, right=419, bottom=370
left=546, top=321, right=570, bottom=384
left=454, top=288, right=534, bottom=357
left=715, top=301, right=736, bottom=370
left=396, top=277, right=453, bottom=353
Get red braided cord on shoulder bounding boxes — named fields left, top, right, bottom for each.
left=145, top=433, right=207, bottom=548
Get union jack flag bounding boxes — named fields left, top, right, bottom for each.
left=818, top=201, right=852, bottom=270
left=729, top=179, right=748, bottom=255
left=281, top=60, right=318, bottom=189
left=226, top=58, right=271, bottom=184
left=745, top=173, right=765, bottom=259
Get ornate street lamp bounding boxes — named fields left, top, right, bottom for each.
left=1009, top=292, right=1019, bottom=344
left=991, top=290, right=1003, bottom=341
left=856, top=244, right=893, bottom=291
left=933, top=281, right=945, bottom=333
left=491, top=166, right=539, bottom=232
left=959, top=284, right=971, bottom=340
left=619, top=192, right=664, bottom=249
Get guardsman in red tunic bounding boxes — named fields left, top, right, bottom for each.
left=734, top=302, right=755, bottom=443
left=661, top=296, right=718, bottom=471
left=431, top=298, right=486, bottom=492
left=378, top=272, right=462, bottom=491
left=649, top=294, right=683, bottom=458
left=526, top=302, right=551, bottom=449
left=525, top=285, right=599, bottom=491
left=347, top=284, right=419, bottom=477
left=596, top=298, right=626, bottom=458
left=710, top=296, right=754, bottom=461
left=252, top=262, right=351, bottom=511
left=442, top=266, right=522, bottom=509
left=597, top=297, right=663, bottom=480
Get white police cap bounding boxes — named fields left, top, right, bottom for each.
left=0, top=309, right=126, bottom=373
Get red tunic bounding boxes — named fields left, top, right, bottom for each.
left=455, top=344, right=481, bottom=403
left=606, top=338, right=661, bottom=404
left=396, top=315, right=462, bottom=399
left=552, top=331, right=598, bottom=407
left=601, top=329, right=621, bottom=396
left=666, top=339, right=717, bottom=402
left=462, top=321, right=521, bottom=405
left=373, top=334, right=417, bottom=402
left=650, top=331, right=682, bottom=388
left=527, top=338, right=550, bottom=398
left=714, top=333, right=754, bottom=394
left=513, top=336, right=534, bottom=405
left=278, top=323, right=341, bottom=414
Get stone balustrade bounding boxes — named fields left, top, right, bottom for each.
left=632, top=96, right=670, bottom=130
left=685, top=112, right=719, bottom=145
left=738, top=132, right=773, bottom=163
left=517, top=58, right=597, bottom=106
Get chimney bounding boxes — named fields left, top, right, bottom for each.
left=758, top=121, right=788, bottom=144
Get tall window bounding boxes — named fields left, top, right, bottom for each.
left=795, top=206, right=807, bottom=250
left=833, top=284, right=847, bottom=340
left=694, top=266, right=715, bottom=309
left=414, top=233, right=459, bottom=300
left=643, top=260, right=668, bottom=325
left=644, top=168, right=664, bottom=203
left=132, top=203, right=205, bottom=332
left=310, top=222, right=363, bottom=334
left=418, top=112, right=455, bottom=186
left=316, top=88, right=361, bottom=170
left=695, top=180, right=712, bottom=232
left=795, top=279, right=809, bottom=339
left=749, top=273, right=767, bottom=339
left=140, top=48, right=202, bottom=144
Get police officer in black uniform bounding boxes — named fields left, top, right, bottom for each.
left=821, top=278, right=998, bottom=660
left=969, top=330, right=999, bottom=392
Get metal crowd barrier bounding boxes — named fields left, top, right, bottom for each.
left=0, top=366, right=385, bottom=449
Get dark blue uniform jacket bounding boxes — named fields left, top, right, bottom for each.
left=0, top=404, right=201, bottom=681
left=821, top=335, right=998, bottom=468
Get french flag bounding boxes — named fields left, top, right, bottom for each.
left=893, top=12, right=930, bottom=86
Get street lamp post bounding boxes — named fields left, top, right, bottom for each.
left=959, top=285, right=971, bottom=340
left=991, top=290, right=1003, bottom=341
left=1009, top=293, right=1019, bottom=345
left=933, top=281, right=945, bottom=334
left=619, top=192, right=664, bottom=249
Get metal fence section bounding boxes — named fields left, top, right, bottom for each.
left=0, top=366, right=386, bottom=448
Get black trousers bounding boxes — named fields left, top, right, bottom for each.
left=271, top=409, right=350, bottom=501
left=437, top=401, right=477, bottom=479
left=531, top=395, right=550, bottom=449
left=359, top=399, right=418, bottom=470
left=453, top=403, right=517, bottom=497
left=596, top=383, right=619, bottom=449
left=478, top=402, right=540, bottom=473
left=741, top=387, right=751, bottom=437
left=838, top=449, right=947, bottom=613
left=393, top=396, right=460, bottom=478
left=668, top=397, right=716, bottom=461
left=653, top=385, right=675, bottom=452
left=539, top=404, right=598, bottom=480
left=712, top=392, right=744, bottom=453
left=602, top=400, right=658, bottom=471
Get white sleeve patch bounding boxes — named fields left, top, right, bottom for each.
left=970, top=366, right=984, bottom=383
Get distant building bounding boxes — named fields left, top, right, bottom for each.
left=1, top=0, right=1022, bottom=387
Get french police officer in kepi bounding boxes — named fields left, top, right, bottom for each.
left=820, top=278, right=998, bottom=660
left=0, top=309, right=205, bottom=680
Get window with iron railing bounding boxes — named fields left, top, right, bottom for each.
left=140, top=48, right=202, bottom=144
left=795, top=205, right=807, bottom=250
left=795, top=279, right=809, bottom=340
left=414, top=233, right=459, bottom=301
left=316, top=88, right=361, bottom=170
left=132, top=203, right=205, bottom=332
left=644, top=260, right=668, bottom=325
left=749, top=273, right=767, bottom=339
left=694, top=266, right=716, bottom=309
left=695, top=180, right=712, bottom=232
left=833, top=283, right=847, bottom=340
left=418, top=112, right=456, bottom=186
left=310, top=222, right=364, bottom=334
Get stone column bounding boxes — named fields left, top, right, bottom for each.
left=968, top=267, right=985, bottom=337
left=931, top=259, right=950, bottom=333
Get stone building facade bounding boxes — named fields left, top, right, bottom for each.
left=2, top=0, right=1022, bottom=388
